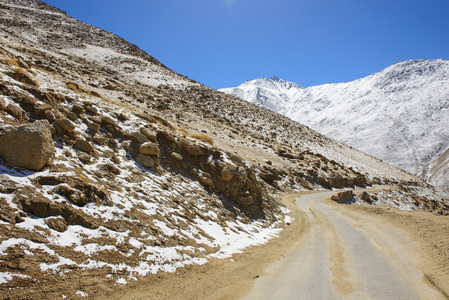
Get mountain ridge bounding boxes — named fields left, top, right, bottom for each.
left=219, top=59, right=449, bottom=186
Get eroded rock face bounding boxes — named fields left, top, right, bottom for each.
left=0, top=120, right=54, bottom=170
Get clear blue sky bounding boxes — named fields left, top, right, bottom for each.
left=44, top=0, right=449, bottom=89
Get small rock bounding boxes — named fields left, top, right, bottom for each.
left=158, top=130, right=176, bottom=142
left=43, top=110, right=56, bottom=122
left=0, top=174, right=18, bottom=193
left=91, top=116, right=102, bottom=124
left=360, top=191, right=372, bottom=203
left=102, top=115, right=117, bottom=126
left=88, top=122, right=100, bottom=132
left=135, top=153, right=154, bottom=168
left=156, top=166, right=164, bottom=175
left=331, top=190, right=355, bottom=204
left=17, top=57, right=30, bottom=69
left=45, top=217, right=68, bottom=232
left=33, top=102, right=52, bottom=115
left=21, top=94, right=37, bottom=106
left=235, top=166, right=248, bottom=183
left=200, top=177, right=214, bottom=189
left=53, top=110, right=65, bottom=120
left=90, top=91, right=101, bottom=97
left=0, top=98, right=6, bottom=110
left=139, top=142, right=160, bottom=156
left=237, top=196, right=254, bottom=207
left=67, top=112, right=77, bottom=120
left=133, top=132, right=148, bottom=143
left=171, top=152, right=183, bottom=161
left=72, top=103, right=84, bottom=114
left=181, top=138, right=203, bottom=157
left=227, top=152, right=244, bottom=165
left=86, top=106, right=98, bottom=114
left=74, top=139, right=94, bottom=154
left=5, top=104, right=24, bottom=120
left=92, top=134, right=107, bottom=145
left=77, top=152, right=91, bottom=163
left=52, top=123, right=63, bottom=134
left=202, top=172, right=212, bottom=179
left=7, top=69, right=37, bottom=86
left=55, top=118, right=76, bottom=133
left=221, top=164, right=237, bottom=182
left=140, top=127, right=158, bottom=142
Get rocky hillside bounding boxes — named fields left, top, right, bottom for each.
left=0, top=0, right=447, bottom=298
left=220, top=60, right=449, bottom=186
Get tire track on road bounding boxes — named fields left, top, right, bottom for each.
left=309, top=207, right=354, bottom=297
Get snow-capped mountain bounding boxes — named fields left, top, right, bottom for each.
left=220, top=59, right=449, bottom=186
left=221, top=77, right=304, bottom=115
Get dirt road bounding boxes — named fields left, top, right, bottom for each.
left=111, top=188, right=449, bottom=299
left=243, top=190, right=445, bottom=300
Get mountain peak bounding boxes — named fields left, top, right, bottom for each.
left=220, top=59, right=449, bottom=186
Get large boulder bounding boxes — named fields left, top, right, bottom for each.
left=0, top=120, right=54, bottom=171
left=331, top=190, right=355, bottom=204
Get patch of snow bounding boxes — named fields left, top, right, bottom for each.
left=0, top=272, right=30, bottom=284
left=75, top=291, right=88, bottom=297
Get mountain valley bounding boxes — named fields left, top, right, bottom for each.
left=0, top=0, right=448, bottom=298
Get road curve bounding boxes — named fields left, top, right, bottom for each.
left=243, top=191, right=445, bottom=300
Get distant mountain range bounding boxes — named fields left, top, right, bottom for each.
left=219, top=59, right=449, bottom=186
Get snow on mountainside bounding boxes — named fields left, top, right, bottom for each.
left=220, top=59, right=449, bottom=186
left=220, top=77, right=304, bottom=115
